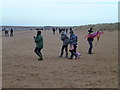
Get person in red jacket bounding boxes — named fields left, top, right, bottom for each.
left=86, top=28, right=103, bottom=54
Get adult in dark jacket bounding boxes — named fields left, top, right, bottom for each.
left=52, top=28, right=56, bottom=35
left=60, top=32, right=69, bottom=58
left=10, top=28, right=13, bottom=36
left=34, top=31, right=44, bottom=61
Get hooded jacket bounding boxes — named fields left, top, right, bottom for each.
left=34, top=35, right=43, bottom=49
left=69, top=34, right=78, bottom=45
left=61, top=33, right=69, bottom=45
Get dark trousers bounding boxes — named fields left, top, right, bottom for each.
left=69, top=45, right=78, bottom=59
left=53, top=31, right=55, bottom=34
left=10, top=33, right=13, bottom=36
left=60, top=45, right=68, bottom=57
left=34, top=47, right=43, bottom=58
left=88, top=41, right=93, bottom=54
left=5, top=33, right=9, bottom=37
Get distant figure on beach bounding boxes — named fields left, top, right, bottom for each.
left=5, top=30, right=9, bottom=37
left=34, top=31, right=44, bottom=61
left=86, top=28, right=103, bottom=54
left=60, top=31, right=69, bottom=58
left=10, top=28, right=13, bottom=36
left=52, top=28, right=56, bottom=35
left=59, top=28, right=62, bottom=34
left=65, top=28, right=68, bottom=33
left=62, top=28, right=65, bottom=32
left=68, top=30, right=79, bottom=59
left=69, top=28, right=73, bottom=33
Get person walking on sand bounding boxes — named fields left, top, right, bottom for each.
left=68, top=30, right=79, bottom=59
left=10, top=28, right=13, bottom=36
left=52, top=28, right=56, bottom=35
left=34, top=31, right=43, bottom=61
left=5, top=30, right=9, bottom=37
left=60, top=31, right=69, bottom=58
left=59, top=28, right=62, bottom=34
left=65, top=28, right=68, bottom=33
left=69, top=28, right=73, bottom=33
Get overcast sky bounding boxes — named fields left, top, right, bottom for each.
left=1, top=0, right=119, bottom=26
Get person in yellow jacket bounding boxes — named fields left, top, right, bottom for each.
left=34, top=31, right=43, bottom=61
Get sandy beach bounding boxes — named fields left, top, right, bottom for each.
left=2, top=30, right=118, bottom=88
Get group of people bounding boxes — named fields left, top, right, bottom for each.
left=60, top=29, right=79, bottom=59
left=34, top=28, right=103, bottom=61
left=52, top=27, right=72, bottom=35
left=58, top=28, right=69, bottom=34
left=4, top=28, right=14, bottom=37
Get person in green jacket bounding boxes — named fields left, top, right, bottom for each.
left=34, top=31, right=43, bottom=61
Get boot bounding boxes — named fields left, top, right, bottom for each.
left=60, top=53, right=63, bottom=57
left=65, top=53, right=68, bottom=58
left=38, top=57, right=43, bottom=61
left=88, top=49, right=92, bottom=54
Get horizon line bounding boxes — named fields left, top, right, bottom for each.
left=0, top=22, right=118, bottom=27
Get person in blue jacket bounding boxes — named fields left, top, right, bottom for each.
left=68, top=30, right=78, bottom=59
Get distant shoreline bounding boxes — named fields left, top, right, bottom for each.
left=1, top=22, right=119, bottom=31
left=0, top=22, right=118, bottom=27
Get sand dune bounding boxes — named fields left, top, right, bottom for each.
left=2, top=30, right=118, bottom=88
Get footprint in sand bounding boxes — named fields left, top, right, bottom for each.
left=14, top=65, right=20, bottom=67
left=15, top=78, right=20, bottom=81
left=72, top=66, right=79, bottom=68
left=29, top=73, right=39, bottom=77
left=23, top=85, right=29, bottom=87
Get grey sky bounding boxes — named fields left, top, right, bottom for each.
left=1, top=0, right=119, bottom=26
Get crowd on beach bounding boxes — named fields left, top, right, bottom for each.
left=3, top=27, right=103, bottom=61
left=33, top=27, right=103, bottom=61
left=3, top=28, right=14, bottom=37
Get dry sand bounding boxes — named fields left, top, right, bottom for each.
left=2, top=30, right=118, bottom=88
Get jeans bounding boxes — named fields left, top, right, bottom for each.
left=69, top=45, right=78, bottom=59
left=34, top=47, right=43, bottom=59
left=60, top=45, right=68, bottom=57
left=88, top=41, right=93, bottom=53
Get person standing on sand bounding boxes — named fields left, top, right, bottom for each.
left=52, top=28, right=56, bottom=35
left=34, top=31, right=43, bottom=61
left=10, top=28, right=13, bottom=36
left=65, top=28, right=68, bottom=33
left=60, top=31, right=69, bottom=58
left=69, top=28, right=73, bottom=33
left=86, top=28, right=103, bottom=54
left=5, top=30, right=9, bottom=37
left=68, top=30, right=79, bottom=59
left=86, top=28, right=94, bottom=54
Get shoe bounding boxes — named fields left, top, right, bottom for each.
left=68, top=58, right=73, bottom=59
left=65, top=53, right=68, bottom=58
left=59, top=56, right=62, bottom=58
left=65, top=56, right=68, bottom=58
left=88, top=52, right=93, bottom=54
left=75, top=56, right=80, bottom=59
left=38, top=57, right=43, bottom=61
